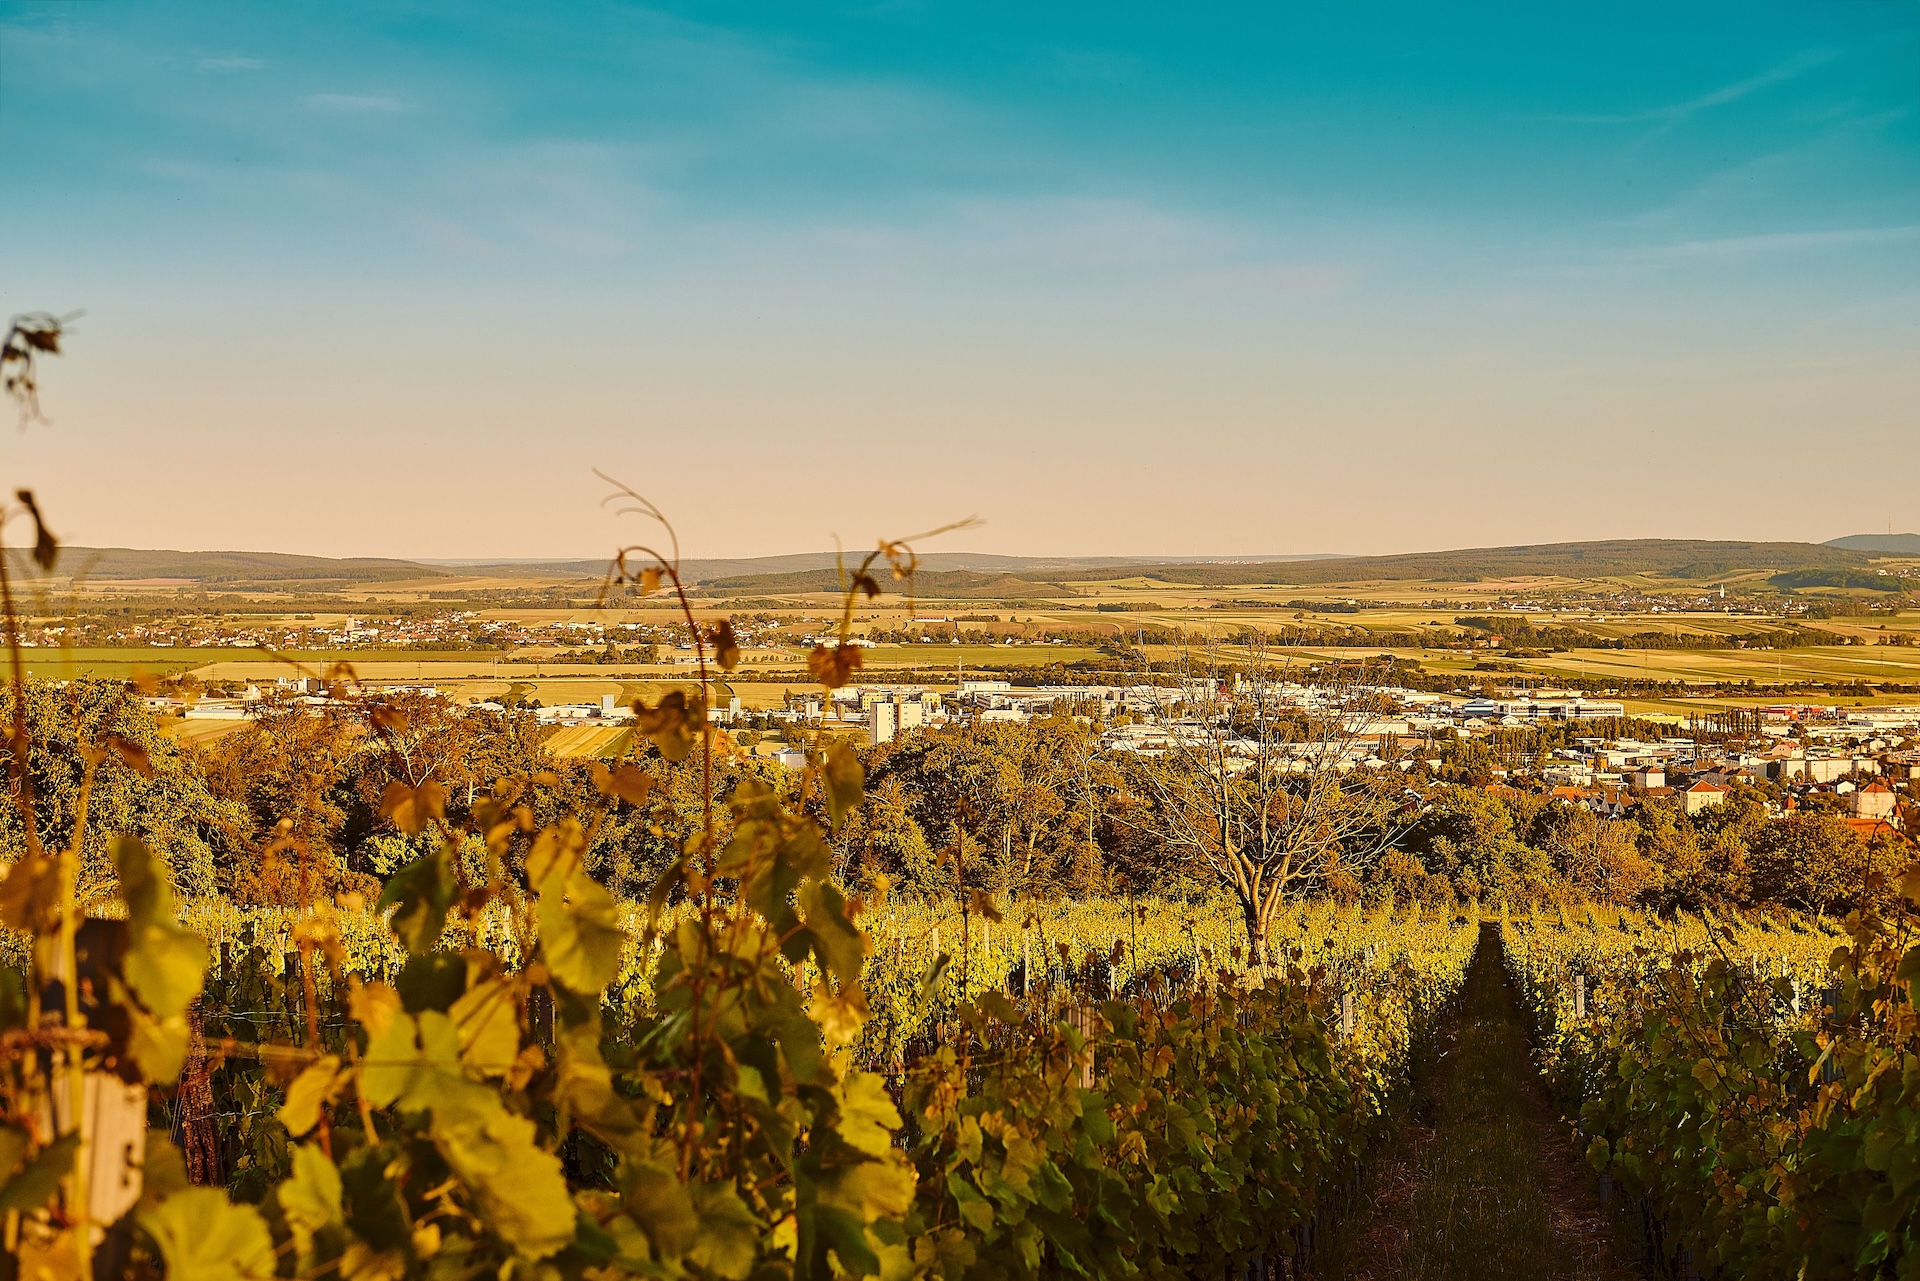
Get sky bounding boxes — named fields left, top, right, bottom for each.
left=2, top=1, right=1917, bottom=561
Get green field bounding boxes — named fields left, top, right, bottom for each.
left=14, top=646, right=510, bottom=681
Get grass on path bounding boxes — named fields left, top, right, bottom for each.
left=1328, top=926, right=1631, bottom=1281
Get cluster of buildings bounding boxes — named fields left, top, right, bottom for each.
left=1529, top=733, right=1915, bottom=833
left=779, top=680, right=1196, bottom=745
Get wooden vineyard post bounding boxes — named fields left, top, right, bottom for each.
left=51, top=1072, right=148, bottom=1227
left=1339, top=989, right=1354, bottom=1041
left=1574, top=973, right=1587, bottom=1021
left=1067, top=1003, right=1097, bottom=1090
left=282, top=947, right=300, bottom=1038
left=931, top=925, right=943, bottom=1043
left=173, top=999, right=222, bottom=1186
left=1022, top=925, right=1030, bottom=999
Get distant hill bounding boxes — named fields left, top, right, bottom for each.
left=4, top=546, right=1338, bottom=590
left=1042, top=540, right=1872, bottom=587
left=1827, top=533, right=1920, bottom=555
left=434, top=551, right=1342, bottom=582
left=16, top=546, right=449, bottom=585
left=7, top=539, right=1872, bottom=594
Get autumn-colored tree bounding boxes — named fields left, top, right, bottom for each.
left=198, top=697, right=375, bottom=904
left=1525, top=799, right=1656, bottom=904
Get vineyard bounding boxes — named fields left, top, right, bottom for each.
left=7, top=789, right=1920, bottom=1278
left=2, top=882, right=1481, bottom=1274
left=1505, top=900, right=1920, bottom=1278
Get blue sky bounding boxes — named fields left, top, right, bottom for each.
left=3, top=1, right=1916, bottom=558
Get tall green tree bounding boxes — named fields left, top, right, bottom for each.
left=0, top=679, right=241, bottom=896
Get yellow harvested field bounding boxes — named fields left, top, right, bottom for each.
left=163, top=719, right=252, bottom=746
left=1518, top=646, right=1920, bottom=684
left=543, top=725, right=635, bottom=758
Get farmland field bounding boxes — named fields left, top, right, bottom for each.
left=541, top=723, right=635, bottom=758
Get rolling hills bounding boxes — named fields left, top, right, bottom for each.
left=8, top=538, right=1894, bottom=595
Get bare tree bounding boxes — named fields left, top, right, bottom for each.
left=1135, top=637, right=1408, bottom=964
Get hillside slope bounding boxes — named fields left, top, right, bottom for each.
left=1827, top=533, right=1920, bottom=555
left=17, top=546, right=448, bottom=585
left=1043, top=539, right=1871, bottom=586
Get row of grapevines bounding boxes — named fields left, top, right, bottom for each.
left=1501, top=897, right=1920, bottom=1278
left=111, top=891, right=1480, bottom=1224
left=169, top=891, right=1479, bottom=1091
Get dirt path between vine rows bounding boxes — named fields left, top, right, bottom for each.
left=1321, top=925, right=1637, bottom=1281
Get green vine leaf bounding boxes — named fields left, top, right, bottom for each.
left=621, top=1159, right=700, bottom=1258
left=377, top=842, right=455, bottom=956
left=113, top=834, right=207, bottom=1019
left=277, top=1054, right=347, bottom=1137
left=822, top=741, right=864, bottom=835
left=832, top=1073, right=902, bottom=1158
left=278, top=1143, right=344, bottom=1263
left=538, top=869, right=624, bottom=995
left=686, top=1181, right=760, bottom=1280
left=139, top=1187, right=277, bottom=1281
left=447, top=978, right=521, bottom=1077
left=434, top=1104, right=577, bottom=1260
left=0, top=1130, right=78, bottom=1214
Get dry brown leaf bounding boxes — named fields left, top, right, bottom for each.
left=808, top=643, right=863, bottom=690
left=710, top=619, right=741, bottom=671
left=100, top=733, right=153, bottom=777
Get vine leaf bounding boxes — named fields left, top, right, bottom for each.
left=14, top=488, right=57, bottom=571
left=0, top=851, right=59, bottom=932
left=526, top=819, right=586, bottom=886
left=379, top=780, right=445, bottom=835
left=0, top=1130, right=78, bottom=1214
left=139, top=1187, right=278, bottom=1281
left=114, top=835, right=206, bottom=1019
left=277, top=1144, right=344, bottom=1263
left=377, top=843, right=455, bottom=955
left=447, top=978, right=521, bottom=1077
left=831, top=1073, right=901, bottom=1158
left=537, top=869, right=624, bottom=995
left=100, top=732, right=153, bottom=777
left=277, top=1055, right=347, bottom=1137
left=112, top=835, right=209, bottom=1080
left=710, top=619, right=741, bottom=671
left=554, top=1025, right=647, bottom=1152
left=622, top=1161, right=699, bottom=1257
left=686, top=1182, right=760, bottom=1280
left=632, top=691, right=705, bottom=763
left=798, top=879, right=865, bottom=985
left=359, top=1011, right=576, bottom=1259
left=433, top=1106, right=577, bottom=1260
left=592, top=763, right=654, bottom=806
left=822, top=741, right=864, bottom=835
left=808, top=644, right=862, bottom=690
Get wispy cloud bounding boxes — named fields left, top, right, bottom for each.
left=197, top=55, right=264, bottom=72
left=1545, top=48, right=1835, bottom=127
left=306, top=92, right=407, bottom=113
left=1662, top=224, right=1920, bottom=257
